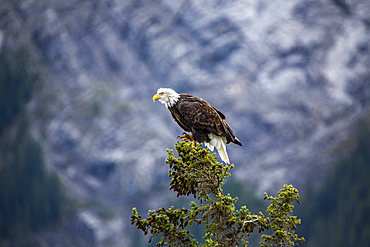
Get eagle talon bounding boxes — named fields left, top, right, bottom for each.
left=178, top=133, right=193, bottom=142
left=177, top=132, right=187, bottom=138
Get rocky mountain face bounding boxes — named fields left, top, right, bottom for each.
left=1, top=0, right=370, bottom=246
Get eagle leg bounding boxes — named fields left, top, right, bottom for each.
left=178, top=133, right=193, bottom=142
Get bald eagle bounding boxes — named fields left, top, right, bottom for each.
left=153, top=88, right=242, bottom=164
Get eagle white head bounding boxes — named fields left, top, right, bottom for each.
left=152, top=88, right=180, bottom=108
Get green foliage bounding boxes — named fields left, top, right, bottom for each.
left=296, top=118, right=370, bottom=247
left=222, top=179, right=269, bottom=246
left=261, top=185, right=304, bottom=246
left=131, top=140, right=304, bottom=246
left=0, top=120, right=69, bottom=244
left=0, top=50, right=37, bottom=134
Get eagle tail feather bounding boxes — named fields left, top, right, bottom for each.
left=217, top=143, right=230, bottom=164
left=204, top=142, right=214, bottom=151
left=233, top=137, right=243, bottom=146
left=206, top=133, right=230, bottom=164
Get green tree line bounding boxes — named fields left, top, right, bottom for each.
left=296, top=118, right=370, bottom=246
left=0, top=50, right=37, bottom=134
left=0, top=50, right=68, bottom=246
left=0, top=122, right=68, bottom=246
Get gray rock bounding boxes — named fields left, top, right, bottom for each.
left=1, top=0, right=370, bottom=245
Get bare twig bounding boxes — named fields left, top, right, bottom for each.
left=242, top=217, right=259, bottom=228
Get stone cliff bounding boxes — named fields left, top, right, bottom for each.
left=1, top=0, right=369, bottom=245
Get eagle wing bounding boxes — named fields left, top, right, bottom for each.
left=177, top=94, right=232, bottom=138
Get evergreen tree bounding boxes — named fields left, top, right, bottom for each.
left=131, top=140, right=304, bottom=246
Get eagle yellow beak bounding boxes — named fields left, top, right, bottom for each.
left=153, top=94, right=161, bottom=102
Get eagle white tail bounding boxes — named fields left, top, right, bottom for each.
left=205, top=133, right=230, bottom=164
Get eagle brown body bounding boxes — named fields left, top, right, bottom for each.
left=153, top=88, right=242, bottom=164
left=169, top=94, right=242, bottom=146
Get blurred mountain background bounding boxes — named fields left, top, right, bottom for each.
left=0, top=0, right=370, bottom=246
